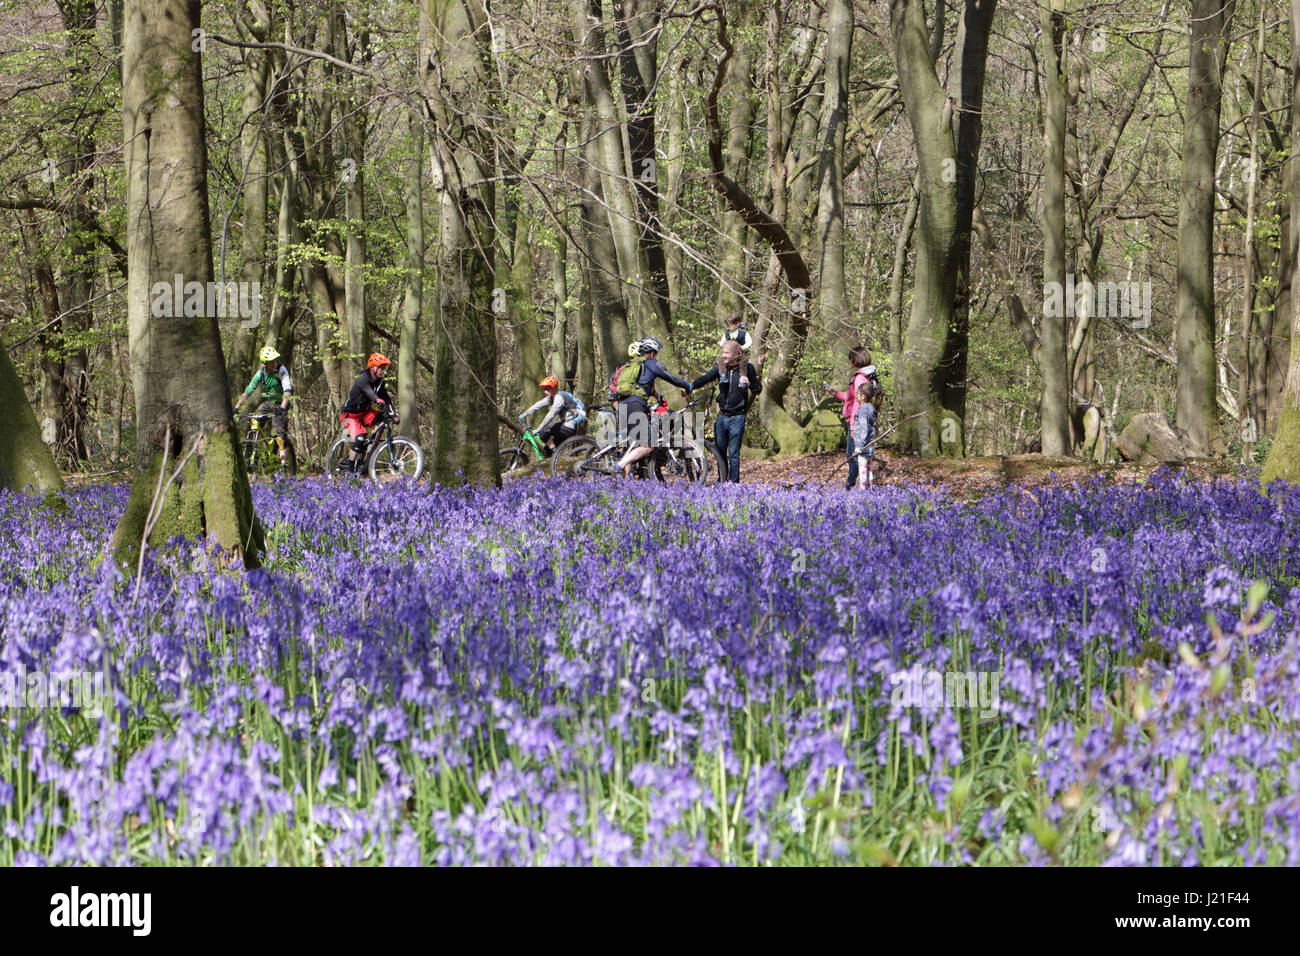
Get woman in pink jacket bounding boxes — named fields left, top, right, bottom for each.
left=824, top=345, right=878, bottom=489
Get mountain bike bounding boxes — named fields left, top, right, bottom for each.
left=240, top=411, right=296, bottom=477
left=499, top=427, right=550, bottom=474
left=547, top=403, right=615, bottom=478
left=324, top=405, right=424, bottom=481
left=551, top=399, right=724, bottom=484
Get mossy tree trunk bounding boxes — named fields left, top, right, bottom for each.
left=888, top=0, right=995, bottom=455
left=1260, top=0, right=1300, bottom=486
left=110, top=0, right=263, bottom=570
left=422, top=0, right=500, bottom=487
left=0, top=346, right=64, bottom=494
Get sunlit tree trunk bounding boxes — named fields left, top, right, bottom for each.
left=1175, top=0, right=1237, bottom=456
left=398, top=112, right=423, bottom=438
left=110, top=0, right=262, bottom=569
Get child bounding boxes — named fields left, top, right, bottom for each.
left=851, top=379, right=881, bottom=488
left=340, top=353, right=397, bottom=473
left=719, top=311, right=752, bottom=352
left=823, top=345, right=880, bottom=489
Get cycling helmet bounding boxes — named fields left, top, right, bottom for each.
left=627, top=340, right=642, bottom=358
left=638, top=337, right=662, bottom=354
left=539, top=375, right=559, bottom=389
left=259, top=346, right=280, bottom=363
left=367, top=353, right=392, bottom=371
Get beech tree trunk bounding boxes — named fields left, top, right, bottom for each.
left=0, top=346, right=64, bottom=494
left=399, top=112, right=424, bottom=438
left=1260, top=0, right=1300, bottom=486
left=110, top=0, right=263, bottom=570
left=1038, top=1, right=1071, bottom=455
left=817, top=0, right=855, bottom=356
left=1175, top=0, right=1237, bottom=456
left=889, top=0, right=996, bottom=455
left=422, top=0, right=500, bottom=486
left=712, top=0, right=756, bottom=325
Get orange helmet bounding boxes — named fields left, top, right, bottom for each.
left=367, top=353, right=392, bottom=371
left=539, top=375, right=559, bottom=389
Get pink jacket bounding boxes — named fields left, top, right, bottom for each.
left=834, top=366, right=875, bottom=422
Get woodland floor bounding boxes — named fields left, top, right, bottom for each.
left=739, top=448, right=1247, bottom=497
left=62, top=448, right=1249, bottom=497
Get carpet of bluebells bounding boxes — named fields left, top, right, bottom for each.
left=2, top=472, right=1300, bottom=866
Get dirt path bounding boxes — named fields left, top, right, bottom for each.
left=739, top=449, right=1248, bottom=498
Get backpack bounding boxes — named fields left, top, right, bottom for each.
left=612, top=355, right=648, bottom=400
left=562, top=391, right=586, bottom=424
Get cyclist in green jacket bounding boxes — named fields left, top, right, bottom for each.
left=233, top=346, right=293, bottom=466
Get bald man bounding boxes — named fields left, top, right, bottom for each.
left=691, top=340, right=762, bottom=482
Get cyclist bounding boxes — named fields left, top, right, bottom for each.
left=520, top=375, right=586, bottom=456
left=233, top=345, right=293, bottom=466
left=612, top=337, right=692, bottom=478
left=340, top=353, right=398, bottom=474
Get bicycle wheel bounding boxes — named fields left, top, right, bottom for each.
left=369, top=437, right=424, bottom=481
left=499, top=447, right=523, bottom=473
left=550, top=436, right=600, bottom=478
left=241, top=439, right=263, bottom=478
left=325, top=438, right=353, bottom=477
left=655, top=440, right=724, bottom=486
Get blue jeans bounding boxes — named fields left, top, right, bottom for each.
left=845, top=434, right=858, bottom=489
left=714, top=414, right=746, bottom=483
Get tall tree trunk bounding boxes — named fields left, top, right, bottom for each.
left=664, top=67, right=686, bottom=310
left=889, top=0, right=996, bottom=455
left=0, top=346, right=64, bottom=493
left=507, top=192, right=546, bottom=407
left=1038, top=1, right=1071, bottom=455
left=111, top=0, right=263, bottom=569
left=399, top=112, right=424, bottom=438
left=817, top=0, right=855, bottom=355
left=551, top=231, right=570, bottom=384
left=225, top=0, right=272, bottom=388
left=572, top=0, right=674, bottom=367
left=422, top=0, right=500, bottom=486
left=338, top=15, right=371, bottom=374
left=56, top=0, right=98, bottom=461
left=889, top=184, right=919, bottom=366
left=712, top=0, right=756, bottom=325
left=1260, top=0, right=1300, bottom=485
left=1176, top=0, right=1237, bottom=456
left=578, top=109, right=633, bottom=375
left=1237, top=5, right=1265, bottom=461
left=614, top=0, right=673, bottom=333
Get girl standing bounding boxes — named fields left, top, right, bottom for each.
left=824, top=346, right=879, bottom=489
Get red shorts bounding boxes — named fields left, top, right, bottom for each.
left=341, top=409, right=379, bottom=438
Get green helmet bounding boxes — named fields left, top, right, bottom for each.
left=259, top=346, right=281, bottom=364
left=627, top=340, right=642, bottom=358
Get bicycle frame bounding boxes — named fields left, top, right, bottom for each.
left=520, top=429, right=547, bottom=460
